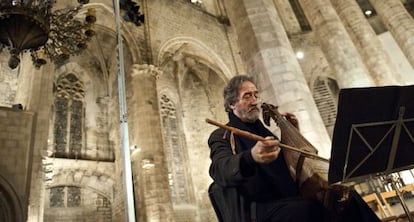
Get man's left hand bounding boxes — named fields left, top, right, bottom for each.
left=283, top=112, right=299, bottom=130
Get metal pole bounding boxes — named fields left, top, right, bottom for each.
left=113, top=0, right=137, bottom=221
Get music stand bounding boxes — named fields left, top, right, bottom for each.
left=328, top=85, right=414, bottom=221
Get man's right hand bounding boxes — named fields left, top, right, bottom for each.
left=251, top=136, right=281, bottom=164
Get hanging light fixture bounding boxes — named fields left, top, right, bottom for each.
left=0, top=0, right=97, bottom=69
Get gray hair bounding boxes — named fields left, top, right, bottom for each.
left=223, top=75, right=256, bottom=112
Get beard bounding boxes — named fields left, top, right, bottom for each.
left=239, top=106, right=260, bottom=123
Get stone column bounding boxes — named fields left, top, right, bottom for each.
left=24, top=63, right=55, bottom=222
left=299, top=0, right=374, bottom=88
left=331, top=0, right=402, bottom=86
left=127, top=64, right=174, bottom=222
left=224, top=0, right=332, bottom=157
left=369, top=0, right=414, bottom=69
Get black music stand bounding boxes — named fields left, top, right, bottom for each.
left=328, top=85, right=414, bottom=221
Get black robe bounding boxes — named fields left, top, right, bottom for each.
left=208, top=112, right=380, bottom=222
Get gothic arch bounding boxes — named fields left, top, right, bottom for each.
left=44, top=182, right=113, bottom=221
left=81, top=3, right=142, bottom=63
left=0, top=174, right=24, bottom=222
left=55, top=63, right=92, bottom=86
left=158, top=93, right=195, bottom=205
left=52, top=72, right=86, bottom=159
left=156, top=36, right=232, bottom=81
left=155, top=46, right=227, bottom=219
left=311, top=76, right=340, bottom=137
left=48, top=167, right=114, bottom=200
left=158, top=86, right=181, bottom=106
left=308, top=65, right=335, bottom=93
left=52, top=63, right=115, bottom=161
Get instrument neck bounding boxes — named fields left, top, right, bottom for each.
left=262, top=103, right=317, bottom=152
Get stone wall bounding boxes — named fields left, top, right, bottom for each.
left=0, top=107, right=35, bottom=222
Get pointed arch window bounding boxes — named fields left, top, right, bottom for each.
left=159, top=94, right=193, bottom=205
left=47, top=185, right=112, bottom=220
left=53, top=73, right=85, bottom=159
left=312, top=76, right=339, bottom=137
left=50, top=186, right=81, bottom=208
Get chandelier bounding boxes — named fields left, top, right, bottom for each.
left=0, top=0, right=96, bottom=69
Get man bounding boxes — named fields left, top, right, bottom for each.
left=208, top=75, right=380, bottom=222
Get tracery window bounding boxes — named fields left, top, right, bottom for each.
left=50, top=186, right=64, bottom=207
left=159, top=94, right=192, bottom=204
left=50, top=186, right=81, bottom=208
left=312, top=76, right=339, bottom=137
left=67, top=186, right=81, bottom=207
left=53, top=73, right=85, bottom=159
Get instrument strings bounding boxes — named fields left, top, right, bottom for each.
left=263, top=104, right=316, bottom=153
